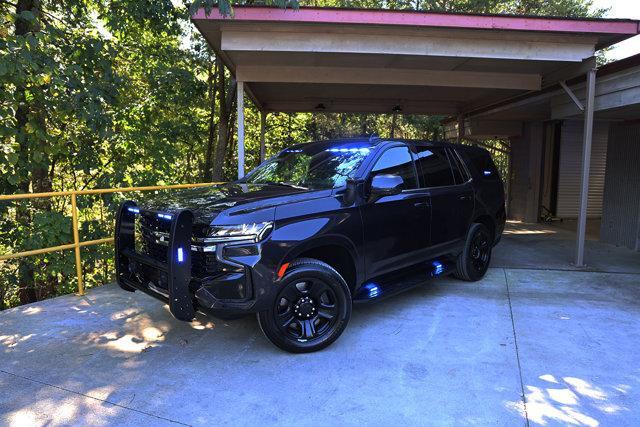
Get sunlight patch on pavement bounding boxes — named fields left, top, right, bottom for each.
left=1, top=333, right=35, bottom=348
left=506, top=375, right=631, bottom=426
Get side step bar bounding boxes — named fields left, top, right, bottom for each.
left=114, top=201, right=196, bottom=321
left=353, top=258, right=456, bottom=303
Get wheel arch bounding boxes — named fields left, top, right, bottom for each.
left=281, top=236, right=360, bottom=292
left=473, top=214, right=496, bottom=243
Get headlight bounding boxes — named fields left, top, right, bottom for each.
left=206, top=222, right=273, bottom=243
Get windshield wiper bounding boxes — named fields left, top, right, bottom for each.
left=261, top=181, right=309, bottom=190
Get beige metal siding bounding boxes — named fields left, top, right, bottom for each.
left=600, top=123, right=640, bottom=251
left=556, top=120, right=609, bottom=218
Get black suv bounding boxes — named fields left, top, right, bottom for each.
left=115, top=138, right=505, bottom=352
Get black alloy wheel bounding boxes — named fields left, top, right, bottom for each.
left=258, top=258, right=351, bottom=353
left=275, top=278, right=339, bottom=340
left=469, top=227, right=491, bottom=274
left=454, top=223, right=493, bottom=281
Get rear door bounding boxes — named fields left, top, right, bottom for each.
left=447, top=147, right=475, bottom=238
left=360, top=144, right=431, bottom=279
left=413, top=146, right=473, bottom=253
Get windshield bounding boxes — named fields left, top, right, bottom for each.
left=243, top=144, right=372, bottom=190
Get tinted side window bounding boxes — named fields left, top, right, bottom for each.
left=414, top=147, right=455, bottom=187
left=468, top=149, right=500, bottom=181
left=370, top=146, right=417, bottom=190
left=447, top=148, right=470, bottom=184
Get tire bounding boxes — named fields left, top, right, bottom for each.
left=454, top=223, right=493, bottom=282
left=257, top=258, right=352, bottom=353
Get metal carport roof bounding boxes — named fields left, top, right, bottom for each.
left=192, top=6, right=639, bottom=115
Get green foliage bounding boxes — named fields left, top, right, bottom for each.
left=0, top=0, right=605, bottom=308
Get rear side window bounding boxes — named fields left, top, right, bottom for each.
left=468, top=149, right=500, bottom=181
left=414, top=147, right=455, bottom=187
left=447, top=148, right=470, bottom=184
left=480, top=156, right=500, bottom=180
left=370, top=146, right=417, bottom=190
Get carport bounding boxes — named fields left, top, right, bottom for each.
left=444, top=53, right=640, bottom=256
left=190, top=6, right=640, bottom=267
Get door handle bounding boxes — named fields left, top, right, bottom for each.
left=414, top=201, right=430, bottom=208
left=458, top=195, right=471, bottom=201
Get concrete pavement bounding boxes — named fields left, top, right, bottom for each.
left=493, top=221, right=640, bottom=274
left=2, top=266, right=639, bottom=426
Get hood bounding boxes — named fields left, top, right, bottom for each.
left=136, top=183, right=317, bottom=223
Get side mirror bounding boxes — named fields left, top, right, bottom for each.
left=342, top=178, right=360, bottom=206
left=369, top=174, right=404, bottom=201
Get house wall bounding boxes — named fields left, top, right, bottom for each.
left=600, top=122, right=640, bottom=251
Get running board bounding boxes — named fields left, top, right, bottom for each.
left=354, top=258, right=456, bottom=303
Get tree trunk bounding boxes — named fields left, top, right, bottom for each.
left=390, top=113, right=397, bottom=138
left=212, top=61, right=237, bottom=181
left=311, top=113, right=318, bottom=141
left=14, top=0, right=41, bottom=304
left=287, top=113, right=293, bottom=145
left=432, top=126, right=440, bottom=141
left=202, top=54, right=217, bottom=181
left=360, top=114, right=368, bottom=135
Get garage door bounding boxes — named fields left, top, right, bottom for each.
left=556, top=120, right=609, bottom=219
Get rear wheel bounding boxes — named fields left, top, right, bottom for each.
left=258, top=258, right=351, bottom=353
left=454, top=223, right=492, bottom=281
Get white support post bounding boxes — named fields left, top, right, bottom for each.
left=575, top=68, right=596, bottom=267
left=259, top=111, right=266, bottom=163
left=237, top=81, right=245, bottom=179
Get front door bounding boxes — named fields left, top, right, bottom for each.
left=360, top=145, right=431, bottom=279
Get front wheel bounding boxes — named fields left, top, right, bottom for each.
left=454, top=223, right=492, bottom=281
left=258, top=258, right=352, bottom=353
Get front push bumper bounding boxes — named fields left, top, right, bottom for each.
left=114, top=201, right=260, bottom=321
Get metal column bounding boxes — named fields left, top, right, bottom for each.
left=237, top=81, right=245, bottom=179
left=259, top=110, right=266, bottom=163
left=575, top=68, right=596, bottom=267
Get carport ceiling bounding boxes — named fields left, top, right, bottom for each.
left=192, top=7, right=640, bottom=114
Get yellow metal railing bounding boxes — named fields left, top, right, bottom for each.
left=0, top=182, right=220, bottom=296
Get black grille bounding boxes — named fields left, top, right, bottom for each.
left=138, top=212, right=169, bottom=263
left=137, top=211, right=221, bottom=279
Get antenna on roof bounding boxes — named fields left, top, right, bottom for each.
left=369, top=134, right=380, bottom=142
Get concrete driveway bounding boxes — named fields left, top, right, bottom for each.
left=1, top=223, right=640, bottom=426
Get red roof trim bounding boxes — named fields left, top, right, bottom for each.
left=192, top=6, right=640, bottom=35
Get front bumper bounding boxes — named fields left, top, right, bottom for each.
left=114, top=201, right=271, bottom=320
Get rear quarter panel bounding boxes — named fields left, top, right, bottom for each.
left=458, top=147, right=506, bottom=239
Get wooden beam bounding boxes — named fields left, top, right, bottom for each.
left=244, top=83, right=263, bottom=111
left=236, top=66, right=542, bottom=91
left=222, top=30, right=595, bottom=62
left=262, top=100, right=460, bottom=115
left=551, top=68, right=640, bottom=118
left=552, top=85, right=640, bottom=118
left=542, top=56, right=597, bottom=87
